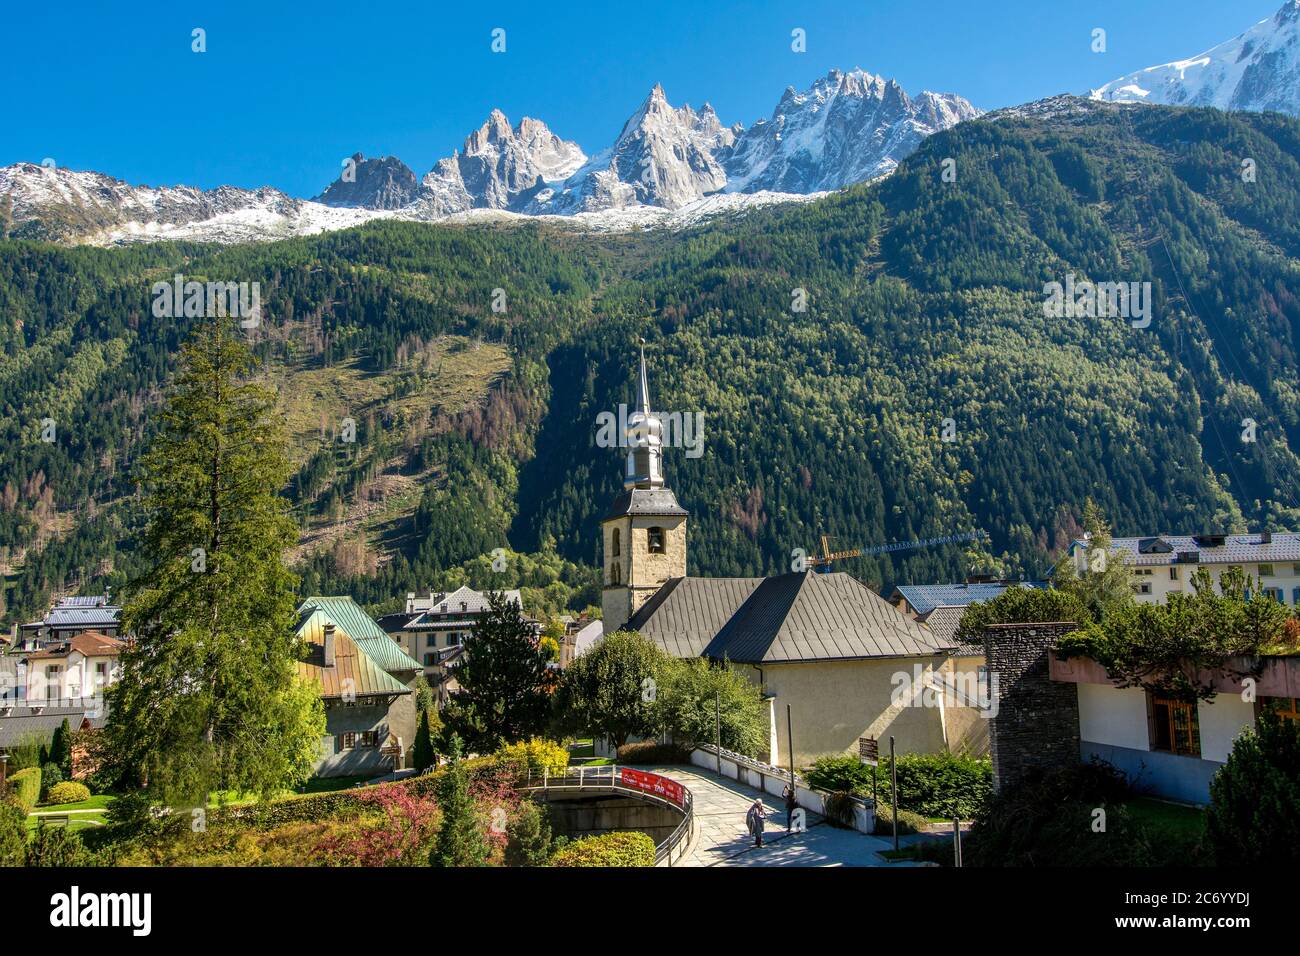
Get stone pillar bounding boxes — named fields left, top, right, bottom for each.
left=985, top=622, right=1080, bottom=791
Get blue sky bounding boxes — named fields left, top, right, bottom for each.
left=3, top=0, right=1285, bottom=197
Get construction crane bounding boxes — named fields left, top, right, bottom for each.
left=809, top=535, right=863, bottom=573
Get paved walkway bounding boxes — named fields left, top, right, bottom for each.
left=650, top=765, right=903, bottom=867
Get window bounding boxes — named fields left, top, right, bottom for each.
left=95, top=662, right=107, bottom=675
left=447, top=634, right=458, bottom=646
left=1259, top=564, right=1275, bottom=577
left=1134, top=582, right=1152, bottom=595
left=423, top=653, right=436, bottom=665
left=1293, top=564, right=1300, bottom=577
left=340, top=732, right=357, bottom=749
left=1169, top=567, right=1179, bottom=580
left=1263, top=587, right=1284, bottom=603
left=647, top=527, right=666, bottom=554
left=610, top=562, right=621, bottom=585
left=339, top=731, right=378, bottom=750
left=1292, top=586, right=1300, bottom=606
left=1267, top=698, right=1300, bottom=722
left=1150, top=696, right=1201, bottom=757
left=611, top=528, right=621, bottom=557
left=45, top=665, right=62, bottom=700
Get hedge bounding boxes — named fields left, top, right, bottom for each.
left=551, top=831, right=656, bottom=867
left=206, top=756, right=502, bottom=831
left=9, top=767, right=41, bottom=812
left=616, top=741, right=692, bottom=765
left=46, top=781, right=92, bottom=805
left=803, top=752, right=992, bottom=818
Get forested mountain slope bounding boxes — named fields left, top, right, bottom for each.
left=1, top=97, right=1297, bottom=622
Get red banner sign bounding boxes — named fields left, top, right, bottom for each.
left=620, top=767, right=685, bottom=807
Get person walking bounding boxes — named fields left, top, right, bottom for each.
left=782, top=784, right=798, bottom=832
left=746, top=798, right=767, bottom=847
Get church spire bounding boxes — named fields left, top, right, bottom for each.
left=624, top=338, right=664, bottom=490
left=636, top=339, right=651, bottom=415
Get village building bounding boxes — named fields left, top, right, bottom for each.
left=18, top=594, right=122, bottom=649
left=1071, top=531, right=1300, bottom=604
left=379, top=585, right=535, bottom=702
left=295, top=596, right=422, bottom=776
left=600, top=348, right=979, bottom=766
left=20, top=631, right=125, bottom=704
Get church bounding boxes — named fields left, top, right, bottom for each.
left=598, top=347, right=984, bottom=766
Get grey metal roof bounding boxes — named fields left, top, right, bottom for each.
left=0, top=706, right=107, bottom=748
left=630, top=572, right=953, bottom=664
left=1093, top=533, right=1300, bottom=567
left=920, top=605, right=978, bottom=655
left=703, top=572, right=954, bottom=664
left=892, top=581, right=1045, bottom=615
left=43, top=608, right=121, bottom=628
left=603, top=487, right=689, bottom=521
left=626, top=577, right=764, bottom=658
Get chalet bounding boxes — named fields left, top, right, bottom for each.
left=19, top=594, right=122, bottom=649
left=297, top=613, right=413, bottom=780
left=1070, top=531, right=1300, bottom=604
left=20, top=631, right=124, bottom=705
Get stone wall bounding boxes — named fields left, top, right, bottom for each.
left=985, top=622, right=1080, bottom=791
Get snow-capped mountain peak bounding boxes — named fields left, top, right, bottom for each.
left=722, top=67, right=981, bottom=194
left=1091, top=0, right=1300, bottom=116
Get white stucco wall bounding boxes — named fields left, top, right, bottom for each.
left=1077, top=683, right=1150, bottom=751
left=1197, top=695, right=1256, bottom=763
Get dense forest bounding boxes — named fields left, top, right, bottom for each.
left=1, top=97, right=1298, bottom=623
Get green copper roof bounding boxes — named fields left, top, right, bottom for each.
left=297, top=597, right=422, bottom=674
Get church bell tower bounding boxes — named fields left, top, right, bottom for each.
left=601, top=343, right=688, bottom=633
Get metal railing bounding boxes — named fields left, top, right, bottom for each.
left=516, top=764, right=695, bottom=866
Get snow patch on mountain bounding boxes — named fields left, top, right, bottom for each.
left=1091, top=1, right=1300, bottom=116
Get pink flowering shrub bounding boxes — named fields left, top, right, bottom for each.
left=314, top=783, right=440, bottom=866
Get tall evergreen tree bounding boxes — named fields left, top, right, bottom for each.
left=105, top=315, right=324, bottom=806
left=48, top=718, right=72, bottom=777
left=430, top=736, right=488, bottom=867
left=412, top=709, right=435, bottom=774
left=440, top=590, right=551, bottom=753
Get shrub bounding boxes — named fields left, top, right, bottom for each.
left=956, top=586, right=1090, bottom=644
left=964, top=760, right=1154, bottom=866
left=0, top=798, right=27, bottom=865
left=803, top=752, right=992, bottom=818
left=496, top=738, right=570, bottom=776
left=1207, top=711, right=1300, bottom=866
left=8, top=766, right=41, bottom=812
left=39, top=764, right=65, bottom=801
left=7, top=733, right=44, bottom=771
left=47, top=781, right=92, bottom=805
left=26, top=823, right=95, bottom=867
left=551, top=831, right=656, bottom=867
left=872, top=804, right=929, bottom=836
left=616, top=741, right=692, bottom=765
left=504, top=799, right=554, bottom=866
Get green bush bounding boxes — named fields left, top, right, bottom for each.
left=8, top=766, right=41, bottom=812
left=803, top=752, right=992, bottom=818
left=616, top=741, right=692, bottom=765
left=26, top=823, right=95, bottom=867
left=47, top=781, right=92, bottom=805
left=1207, top=711, right=1300, bottom=866
left=0, top=798, right=27, bottom=865
left=964, top=760, right=1155, bottom=866
left=550, top=831, right=656, bottom=867
left=39, top=763, right=65, bottom=801
left=496, top=738, right=570, bottom=776
left=872, top=804, right=929, bottom=836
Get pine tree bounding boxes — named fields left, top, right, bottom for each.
left=440, top=590, right=550, bottom=753
left=412, top=709, right=435, bottom=774
left=105, top=315, right=324, bottom=806
left=504, top=799, right=553, bottom=866
left=48, top=719, right=72, bottom=777
left=430, top=736, right=488, bottom=867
